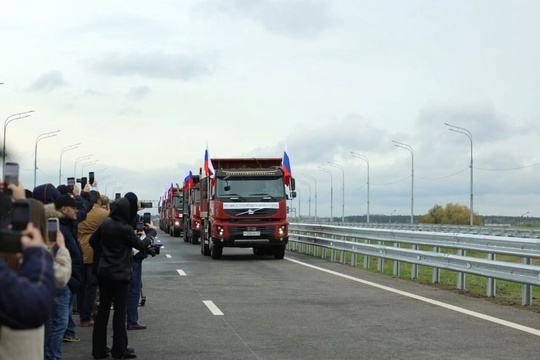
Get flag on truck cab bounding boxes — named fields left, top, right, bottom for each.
left=282, top=147, right=292, bottom=186
left=183, top=170, right=194, bottom=191
left=204, top=142, right=215, bottom=178
left=168, top=182, right=174, bottom=197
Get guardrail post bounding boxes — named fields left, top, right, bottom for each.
left=393, top=243, right=400, bottom=277
left=351, top=238, right=357, bottom=267
left=486, top=253, right=496, bottom=297
left=522, top=257, right=533, bottom=306
left=411, top=244, right=418, bottom=279
left=363, top=239, right=370, bottom=269
left=377, top=241, right=384, bottom=272
left=457, top=249, right=466, bottom=290
left=339, top=236, right=346, bottom=264
left=432, top=247, right=440, bottom=283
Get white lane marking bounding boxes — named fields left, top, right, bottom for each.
left=203, top=300, right=224, bottom=316
left=176, top=269, right=186, bottom=276
left=285, top=257, right=540, bottom=337
left=166, top=254, right=172, bottom=258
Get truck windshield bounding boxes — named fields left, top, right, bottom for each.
left=193, top=188, right=200, bottom=204
left=216, top=177, right=285, bottom=199
left=173, top=196, right=183, bottom=210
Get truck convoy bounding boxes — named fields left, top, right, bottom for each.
left=182, top=173, right=201, bottom=244
left=158, top=184, right=184, bottom=237
left=198, top=158, right=295, bottom=259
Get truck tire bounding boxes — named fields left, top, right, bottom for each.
left=211, top=245, right=223, bottom=259
left=190, top=234, right=199, bottom=245
left=201, top=238, right=210, bottom=256
left=274, top=245, right=286, bottom=259
left=173, top=228, right=181, bottom=237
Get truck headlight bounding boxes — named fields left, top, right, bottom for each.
left=278, top=225, right=286, bottom=236
left=216, top=226, right=224, bottom=236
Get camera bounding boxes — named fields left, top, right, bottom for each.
left=146, top=236, right=162, bottom=257
left=0, top=229, right=23, bottom=253
left=11, top=199, right=31, bottom=231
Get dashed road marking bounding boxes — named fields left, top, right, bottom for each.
left=166, top=254, right=172, bottom=258
left=203, top=300, right=224, bottom=315
left=176, top=269, right=186, bottom=276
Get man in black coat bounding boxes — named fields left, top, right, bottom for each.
left=90, top=194, right=155, bottom=360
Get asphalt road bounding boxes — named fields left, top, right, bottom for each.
left=64, top=230, right=540, bottom=360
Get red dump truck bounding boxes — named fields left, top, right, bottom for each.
left=183, top=174, right=201, bottom=244
left=159, top=184, right=184, bottom=237
left=199, top=158, right=295, bottom=259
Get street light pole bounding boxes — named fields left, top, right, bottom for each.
left=81, top=160, right=99, bottom=177
left=74, top=155, right=92, bottom=178
left=302, top=174, right=318, bottom=220
left=445, top=123, right=474, bottom=226
left=389, top=209, right=396, bottom=223
left=298, top=180, right=311, bottom=221
left=318, top=166, right=333, bottom=222
left=393, top=140, right=414, bottom=224
left=34, top=130, right=60, bottom=188
left=59, top=143, right=80, bottom=184
left=328, top=162, right=345, bottom=223
left=3, top=110, right=35, bottom=176
left=350, top=152, right=370, bottom=223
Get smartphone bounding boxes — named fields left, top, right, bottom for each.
left=4, top=162, right=19, bottom=192
left=115, top=193, right=121, bottom=200
left=140, top=202, right=153, bottom=208
left=143, top=212, right=151, bottom=225
left=136, top=221, right=144, bottom=232
left=0, top=229, right=23, bottom=253
left=67, top=177, right=75, bottom=186
left=47, top=218, right=59, bottom=243
left=89, top=172, right=95, bottom=185
left=80, top=177, right=88, bottom=190
left=10, top=199, right=31, bottom=231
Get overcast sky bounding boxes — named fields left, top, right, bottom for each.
left=2, top=1, right=540, bottom=219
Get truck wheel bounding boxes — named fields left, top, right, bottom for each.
left=184, top=228, right=190, bottom=242
left=173, top=228, right=181, bottom=237
left=201, top=239, right=210, bottom=256
left=211, top=245, right=223, bottom=259
left=274, top=245, right=286, bottom=259
left=190, top=234, right=199, bottom=245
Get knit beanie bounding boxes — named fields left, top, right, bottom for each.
left=33, top=183, right=61, bottom=205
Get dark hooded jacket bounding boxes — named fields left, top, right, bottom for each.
left=89, top=197, right=155, bottom=282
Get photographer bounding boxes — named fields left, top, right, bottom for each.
left=89, top=192, right=155, bottom=360
left=0, top=224, right=55, bottom=328
left=0, top=181, right=55, bottom=331
left=125, top=194, right=158, bottom=331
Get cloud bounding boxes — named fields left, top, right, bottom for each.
left=127, top=86, right=150, bottom=100
left=92, top=52, right=213, bottom=80
left=28, top=71, right=67, bottom=92
left=206, top=0, right=337, bottom=37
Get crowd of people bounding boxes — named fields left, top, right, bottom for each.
left=0, top=165, right=157, bottom=359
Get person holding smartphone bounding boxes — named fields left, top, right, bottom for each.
left=89, top=192, right=155, bottom=359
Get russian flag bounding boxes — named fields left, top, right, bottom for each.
left=183, top=170, right=194, bottom=191
left=282, top=147, right=292, bottom=186
left=168, top=182, right=174, bottom=197
left=204, top=142, right=215, bottom=178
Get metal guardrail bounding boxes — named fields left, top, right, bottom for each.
left=287, top=223, right=540, bottom=305
left=289, top=221, right=540, bottom=238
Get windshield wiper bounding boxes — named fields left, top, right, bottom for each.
left=249, top=193, right=276, bottom=200
left=221, top=193, right=246, bottom=201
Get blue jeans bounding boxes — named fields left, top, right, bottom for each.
left=64, top=290, right=77, bottom=336
left=44, top=285, right=70, bottom=360
left=127, top=260, right=142, bottom=326
left=80, top=264, right=98, bottom=323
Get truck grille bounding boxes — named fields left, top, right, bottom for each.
left=225, top=208, right=278, bottom=217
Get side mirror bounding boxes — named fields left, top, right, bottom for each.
left=289, top=178, right=296, bottom=191
left=290, top=191, right=297, bottom=199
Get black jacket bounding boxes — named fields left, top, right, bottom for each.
left=59, top=216, right=83, bottom=293
left=89, top=198, right=154, bottom=282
